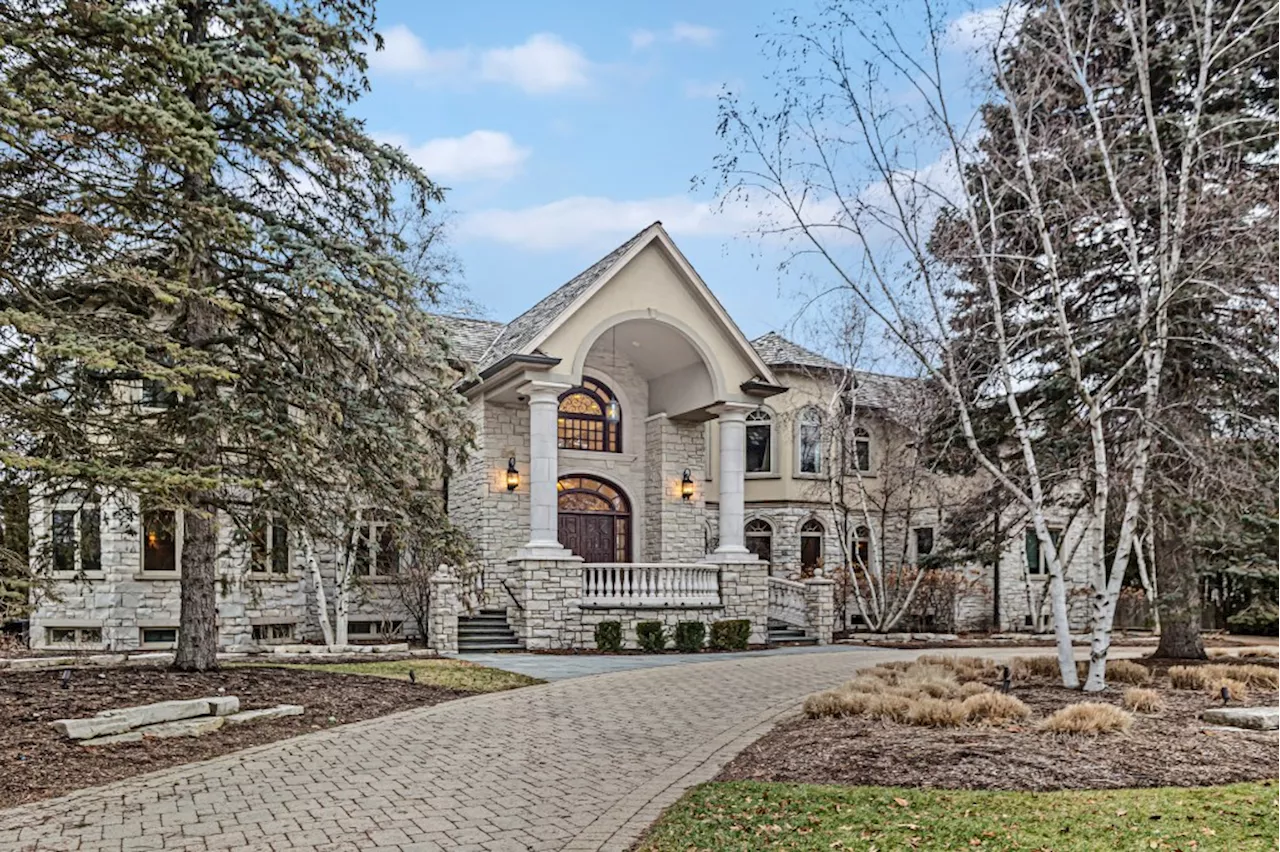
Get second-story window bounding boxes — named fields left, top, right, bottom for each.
left=745, top=409, right=773, bottom=473
left=797, top=408, right=823, bottom=474
left=250, top=516, right=290, bottom=575
left=557, top=378, right=621, bottom=453
left=850, top=427, right=872, bottom=473
left=52, top=501, right=101, bottom=574
left=352, top=515, right=398, bottom=577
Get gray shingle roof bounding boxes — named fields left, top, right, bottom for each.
left=431, top=315, right=506, bottom=364
left=475, top=224, right=657, bottom=369
left=750, top=331, right=926, bottom=414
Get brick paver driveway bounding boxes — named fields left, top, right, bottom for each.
left=0, top=646, right=1124, bottom=852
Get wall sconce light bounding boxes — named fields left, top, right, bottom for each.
left=506, top=457, right=520, bottom=491
left=681, top=469, right=694, bottom=501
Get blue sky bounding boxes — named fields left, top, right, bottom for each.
left=357, top=1, right=994, bottom=357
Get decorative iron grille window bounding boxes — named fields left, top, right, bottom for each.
left=557, top=378, right=621, bottom=453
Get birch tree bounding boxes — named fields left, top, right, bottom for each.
left=715, top=0, right=1275, bottom=688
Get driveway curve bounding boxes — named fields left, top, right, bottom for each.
left=0, top=646, right=1119, bottom=852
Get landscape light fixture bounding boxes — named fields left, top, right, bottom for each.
left=681, top=469, right=694, bottom=501
left=506, top=457, right=520, bottom=491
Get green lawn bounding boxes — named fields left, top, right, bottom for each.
left=240, top=658, right=542, bottom=693
left=636, top=781, right=1279, bottom=851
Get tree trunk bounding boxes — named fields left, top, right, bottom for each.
left=302, top=530, right=334, bottom=647
left=1153, top=515, right=1206, bottom=659
left=173, top=502, right=219, bottom=670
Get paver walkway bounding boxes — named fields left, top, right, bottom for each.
left=0, top=645, right=1130, bottom=852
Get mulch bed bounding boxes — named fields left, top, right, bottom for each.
left=719, top=676, right=1279, bottom=792
left=0, top=664, right=469, bottom=808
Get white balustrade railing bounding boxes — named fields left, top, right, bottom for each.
left=768, top=577, right=807, bottom=627
left=581, top=563, right=721, bottom=608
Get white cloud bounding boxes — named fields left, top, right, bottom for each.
left=367, top=27, right=590, bottom=94
left=479, top=34, right=590, bottom=93
left=456, top=191, right=835, bottom=251
left=670, top=22, right=719, bottom=46
left=378, top=131, right=530, bottom=182
left=630, top=22, right=719, bottom=50
left=366, top=24, right=468, bottom=75
left=630, top=29, right=657, bottom=50
left=946, top=4, right=1026, bottom=50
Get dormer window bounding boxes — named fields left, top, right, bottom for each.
left=557, top=378, right=621, bottom=453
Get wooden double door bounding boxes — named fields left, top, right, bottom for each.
left=556, top=475, right=631, bottom=563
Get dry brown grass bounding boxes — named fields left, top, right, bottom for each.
left=961, top=691, right=1032, bottom=724
left=1121, top=688, right=1164, bottom=714
left=1105, top=659, right=1153, bottom=685
left=1012, top=656, right=1065, bottom=679
left=1169, top=663, right=1278, bottom=691
left=863, top=694, right=914, bottom=722
left=906, top=697, right=967, bottom=727
left=1039, top=702, right=1133, bottom=734
left=1208, top=677, right=1249, bottom=702
left=914, top=655, right=997, bottom=682
left=957, top=681, right=991, bottom=699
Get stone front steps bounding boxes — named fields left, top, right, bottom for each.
left=767, top=619, right=818, bottom=647
left=458, top=610, right=523, bottom=652
left=53, top=696, right=304, bottom=747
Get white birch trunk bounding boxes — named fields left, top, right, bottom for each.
left=301, top=529, right=334, bottom=647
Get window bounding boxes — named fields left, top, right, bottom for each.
left=252, top=623, right=296, bottom=644
left=745, top=409, right=773, bottom=473
left=852, top=526, right=872, bottom=569
left=745, top=518, right=773, bottom=564
left=51, top=503, right=101, bottom=574
left=352, top=515, right=398, bottom=577
left=800, top=518, right=825, bottom=575
left=797, top=408, right=823, bottom=474
left=850, top=427, right=872, bottom=473
left=250, top=517, right=290, bottom=574
left=557, top=378, right=621, bottom=453
left=1025, top=527, right=1063, bottom=576
left=140, top=377, right=177, bottom=408
left=141, top=508, right=180, bottom=573
left=141, top=627, right=178, bottom=647
left=913, top=527, right=935, bottom=562
left=347, top=620, right=403, bottom=643
left=47, top=626, right=102, bottom=645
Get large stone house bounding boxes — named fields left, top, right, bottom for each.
left=28, top=223, right=1094, bottom=653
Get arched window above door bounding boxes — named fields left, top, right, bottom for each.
left=557, top=475, right=630, bottom=562
left=558, top=378, right=621, bottom=453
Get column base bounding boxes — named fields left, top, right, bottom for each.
left=512, top=543, right=578, bottom=561
left=702, top=546, right=756, bottom=564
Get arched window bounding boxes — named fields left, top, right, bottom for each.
left=852, top=525, right=872, bottom=570
left=797, top=408, right=823, bottom=474
left=800, top=518, right=825, bottom=575
left=745, top=518, right=773, bottom=564
left=745, top=408, right=773, bottom=473
left=557, top=378, right=621, bottom=453
left=850, top=427, right=872, bottom=473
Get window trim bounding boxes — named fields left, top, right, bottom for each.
left=45, top=625, right=104, bottom=647
left=744, top=517, right=774, bottom=564
left=251, top=622, right=297, bottom=645
left=557, top=377, right=623, bottom=454
left=849, top=427, right=873, bottom=474
left=139, top=626, right=179, bottom=649
left=851, top=525, right=873, bottom=571
left=795, top=408, right=825, bottom=477
left=346, top=619, right=404, bottom=643
left=50, top=502, right=102, bottom=577
left=799, top=517, right=825, bottom=573
left=1025, top=526, right=1064, bottom=576
left=248, top=516, right=292, bottom=576
left=744, top=408, right=777, bottom=478
left=912, top=526, right=935, bottom=564
left=350, top=515, right=399, bottom=579
left=138, top=507, right=183, bottom=577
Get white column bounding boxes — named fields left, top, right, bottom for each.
left=520, top=381, right=573, bottom=556
left=712, top=404, right=754, bottom=558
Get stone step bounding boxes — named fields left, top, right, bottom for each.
left=458, top=636, right=524, bottom=650
left=458, top=643, right=525, bottom=652
left=457, top=624, right=519, bottom=635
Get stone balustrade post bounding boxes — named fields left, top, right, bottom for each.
left=428, top=565, right=460, bottom=654
left=803, top=577, right=836, bottom=645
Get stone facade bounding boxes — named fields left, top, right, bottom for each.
left=717, top=554, right=771, bottom=645
left=643, top=414, right=707, bottom=563
left=427, top=567, right=460, bottom=654
left=803, top=578, right=836, bottom=645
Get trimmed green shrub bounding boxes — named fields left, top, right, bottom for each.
left=674, top=621, right=706, bottom=653
left=710, top=619, right=751, bottom=651
left=1227, top=599, right=1279, bottom=636
left=594, top=621, right=622, bottom=652
left=636, top=620, right=667, bottom=653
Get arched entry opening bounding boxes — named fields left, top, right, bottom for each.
left=557, top=475, right=631, bottom=563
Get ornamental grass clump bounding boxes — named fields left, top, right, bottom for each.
left=1169, top=663, right=1277, bottom=691
left=957, top=681, right=991, bottom=699
left=1105, top=659, right=1153, bottom=686
left=1208, top=677, right=1249, bottom=702
left=1039, top=702, right=1133, bottom=734
left=1011, top=656, right=1063, bottom=680
left=961, top=691, right=1032, bottom=724
left=1121, top=688, right=1164, bottom=714
left=905, top=697, right=967, bottom=727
